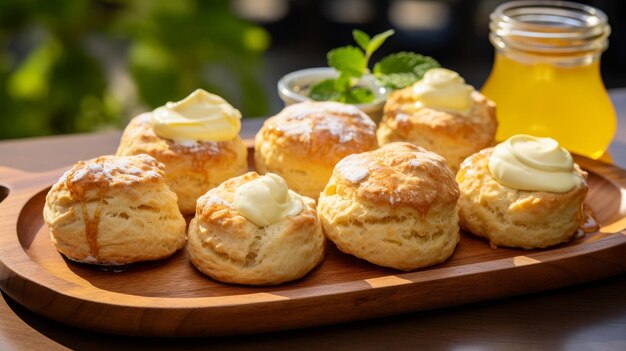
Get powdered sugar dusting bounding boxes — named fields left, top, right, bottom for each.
left=72, top=168, right=89, bottom=181
left=281, top=121, right=313, bottom=140
left=395, top=113, right=410, bottom=122
left=285, top=104, right=318, bottom=120
left=285, top=102, right=363, bottom=119
left=202, top=195, right=232, bottom=208
left=336, top=155, right=370, bottom=183
left=339, top=132, right=355, bottom=143
left=57, top=170, right=71, bottom=185
left=127, top=167, right=142, bottom=175
left=277, top=102, right=375, bottom=143
left=88, top=164, right=103, bottom=172
left=144, top=171, right=160, bottom=179
left=346, top=168, right=369, bottom=183
left=325, top=102, right=378, bottom=130
left=316, top=106, right=376, bottom=142
left=408, top=159, right=422, bottom=168
left=318, top=116, right=357, bottom=143
left=320, top=102, right=361, bottom=116
left=65, top=155, right=163, bottom=186
left=389, top=190, right=402, bottom=205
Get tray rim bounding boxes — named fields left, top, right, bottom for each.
left=1, top=154, right=626, bottom=335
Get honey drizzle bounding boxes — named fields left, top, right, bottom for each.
left=80, top=189, right=106, bottom=256
left=66, top=161, right=110, bottom=258
left=580, top=204, right=600, bottom=234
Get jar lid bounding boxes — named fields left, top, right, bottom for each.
left=490, top=1, right=610, bottom=56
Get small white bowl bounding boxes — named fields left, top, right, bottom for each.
left=277, top=67, right=389, bottom=123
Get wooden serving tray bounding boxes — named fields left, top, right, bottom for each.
left=1, top=151, right=626, bottom=337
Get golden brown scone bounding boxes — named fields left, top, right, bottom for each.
left=255, top=101, right=378, bottom=199
left=456, top=148, right=588, bottom=249
left=187, top=172, right=325, bottom=285
left=317, top=142, right=460, bottom=271
left=43, top=154, right=186, bottom=265
left=116, top=114, right=248, bottom=215
left=377, top=90, right=497, bottom=172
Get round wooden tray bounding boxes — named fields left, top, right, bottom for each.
left=1, top=153, right=625, bottom=337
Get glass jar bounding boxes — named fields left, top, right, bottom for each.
left=481, top=0, right=616, bottom=159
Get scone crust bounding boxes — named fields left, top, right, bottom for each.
left=254, top=101, right=378, bottom=198
left=116, top=114, right=248, bottom=214
left=187, top=172, right=325, bottom=285
left=378, top=89, right=497, bottom=172
left=456, top=148, right=588, bottom=249
left=43, top=154, right=186, bottom=265
left=318, top=142, right=460, bottom=271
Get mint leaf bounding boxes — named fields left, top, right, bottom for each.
left=309, top=78, right=344, bottom=102
left=373, top=52, right=440, bottom=89
left=328, top=46, right=366, bottom=78
left=366, top=29, right=394, bottom=58
left=353, top=30, right=370, bottom=51
left=374, top=73, right=419, bottom=90
left=334, top=73, right=352, bottom=92
left=345, top=87, right=375, bottom=104
left=308, top=77, right=374, bottom=104
left=374, top=52, right=440, bottom=76
left=374, top=72, right=414, bottom=90
left=412, top=58, right=441, bottom=79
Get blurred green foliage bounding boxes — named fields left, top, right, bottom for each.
left=0, top=0, right=270, bottom=139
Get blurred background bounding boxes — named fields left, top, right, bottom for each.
left=1, top=0, right=624, bottom=140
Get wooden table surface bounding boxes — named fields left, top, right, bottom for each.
left=1, top=90, right=625, bottom=350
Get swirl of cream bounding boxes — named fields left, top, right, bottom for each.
left=488, top=134, right=581, bottom=193
left=234, top=173, right=304, bottom=227
left=412, top=68, right=475, bottom=116
left=150, top=89, right=241, bottom=144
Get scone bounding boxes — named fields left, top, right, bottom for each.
left=188, top=172, right=325, bottom=285
left=43, top=154, right=186, bottom=265
left=318, top=142, right=460, bottom=271
left=456, top=134, right=588, bottom=249
left=377, top=68, right=497, bottom=172
left=117, top=89, right=248, bottom=215
left=255, top=101, right=378, bottom=199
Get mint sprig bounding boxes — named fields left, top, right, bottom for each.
left=354, top=29, right=395, bottom=62
left=328, top=46, right=365, bottom=78
left=373, top=52, right=440, bottom=89
left=308, top=29, right=439, bottom=104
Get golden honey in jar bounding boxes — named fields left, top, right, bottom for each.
left=482, top=1, right=616, bottom=159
